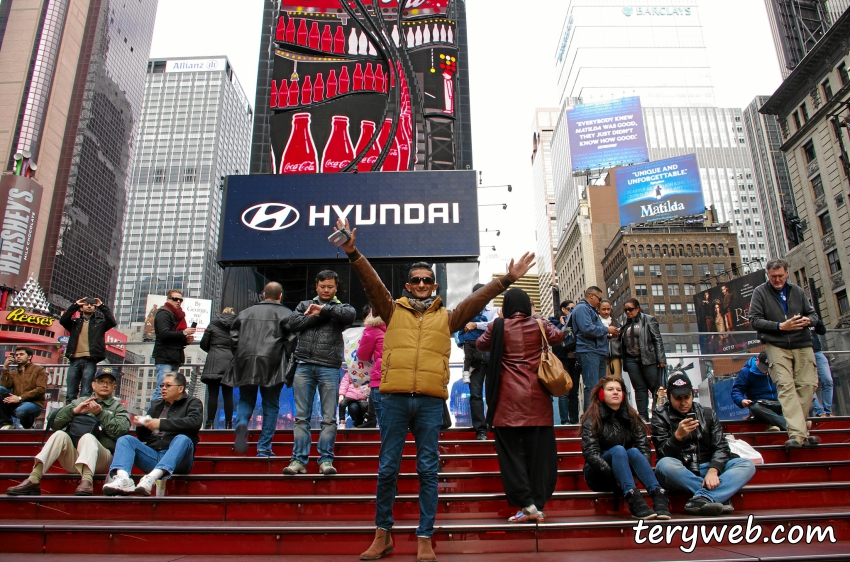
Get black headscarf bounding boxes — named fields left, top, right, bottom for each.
left=484, top=288, right=532, bottom=427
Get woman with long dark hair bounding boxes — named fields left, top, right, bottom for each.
left=581, top=376, right=670, bottom=520
left=476, top=288, right=565, bottom=523
left=619, top=298, right=666, bottom=421
left=200, top=307, right=237, bottom=429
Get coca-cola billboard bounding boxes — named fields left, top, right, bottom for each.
left=269, top=1, right=463, bottom=174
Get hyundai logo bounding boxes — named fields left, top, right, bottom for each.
left=242, top=203, right=300, bottom=231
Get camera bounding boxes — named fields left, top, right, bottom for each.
left=328, top=228, right=352, bottom=248
left=84, top=297, right=97, bottom=305
left=686, top=452, right=701, bottom=476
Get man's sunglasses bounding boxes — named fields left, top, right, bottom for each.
left=409, top=276, right=435, bottom=286
left=169, top=297, right=184, bottom=303
left=624, top=307, right=637, bottom=312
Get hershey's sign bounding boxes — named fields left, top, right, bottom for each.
left=0, top=175, right=43, bottom=289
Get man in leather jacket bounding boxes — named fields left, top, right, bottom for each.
left=651, top=373, right=755, bottom=516
left=286, top=271, right=356, bottom=476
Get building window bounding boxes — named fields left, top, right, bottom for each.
left=675, top=343, right=689, bottom=354
left=839, top=62, right=850, bottom=87
left=838, top=290, right=850, bottom=316
left=822, top=79, right=833, bottom=101
left=828, top=250, right=842, bottom=274
left=651, top=284, right=664, bottom=297
left=803, top=141, right=816, bottom=163
left=686, top=302, right=695, bottom=314
left=670, top=303, right=683, bottom=315
left=682, top=264, right=694, bottom=277
left=698, top=264, right=709, bottom=277
left=633, top=265, right=645, bottom=277
left=649, top=264, right=662, bottom=277
left=684, top=283, right=696, bottom=296
left=634, top=284, right=648, bottom=297
left=792, top=111, right=801, bottom=129
left=812, top=175, right=824, bottom=199
left=799, top=103, right=809, bottom=123
left=700, top=282, right=712, bottom=291
left=654, top=304, right=666, bottom=315
left=821, top=213, right=833, bottom=236
left=665, top=264, right=678, bottom=277
left=668, top=284, right=681, bottom=296
left=713, top=263, right=725, bottom=275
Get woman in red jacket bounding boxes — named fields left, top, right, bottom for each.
left=476, top=288, right=565, bottom=523
left=356, top=306, right=386, bottom=427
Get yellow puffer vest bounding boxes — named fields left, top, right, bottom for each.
left=380, top=297, right=451, bottom=399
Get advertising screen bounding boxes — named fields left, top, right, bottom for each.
left=566, top=96, right=649, bottom=172
left=694, top=270, right=766, bottom=355
left=614, top=154, right=705, bottom=226
left=0, top=175, right=43, bottom=290
left=269, top=1, right=462, bottom=173
left=219, top=170, right=479, bottom=264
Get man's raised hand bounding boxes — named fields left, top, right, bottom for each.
left=506, top=252, right=536, bottom=283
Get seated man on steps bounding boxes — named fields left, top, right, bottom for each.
left=103, top=372, right=202, bottom=496
left=732, top=351, right=786, bottom=432
left=6, top=369, right=130, bottom=496
left=651, top=373, right=755, bottom=516
left=0, top=347, right=47, bottom=429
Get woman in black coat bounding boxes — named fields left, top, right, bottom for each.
left=200, top=308, right=237, bottom=429
left=618, top=298, right=667, bottom=422
left=581, top=376, right=670, bottom=520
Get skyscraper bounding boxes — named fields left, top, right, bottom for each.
left=531, top=108, right=561, bottom=317
left=554, top=0, right=715, bottom=108
left=113, top=57, right=253, bottom=327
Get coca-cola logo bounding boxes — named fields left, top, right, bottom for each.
left=324, top=159, right=352, bottom=171
left=242, top=203, right=300, bottom=231
left=283, top=162, right=317, bottom=173
left=362, top=156, right=378, bottom=164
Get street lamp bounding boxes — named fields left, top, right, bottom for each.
left=481, top=246, right=496, bottom=252
left=479, top=184, right=512, bottom=192
left=480, top=229, right=501, bottom=236
left=479, top=203, right=507, bottom=210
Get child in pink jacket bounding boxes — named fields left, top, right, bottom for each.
left=356, top=307, right=386, bottom=427
left=338, top=369, right=369, bottom=427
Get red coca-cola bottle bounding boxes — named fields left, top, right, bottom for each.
left=326, top=69, right=338, bottom=98
left=378, top=118, right=400, bottom=172
left=309, top=22, right=320, bottom=50
left=375, top=65, right=385, bottom=92
left=353, top=63, right=364, bottom=91
left=322, top=116, right=355, bottom=173
left=278, top=79, right=289, bottom=107
left=276, top=16, right=285, bottom=42
left=354, top=120, right=380, bottom=172
left=281, top=113, right=319, bottom=174
left=288, top=80, right=299, bottom=106
left=339, top=66, right=350, bottom=94
left=314, top=73, right=324, bottom=102
left=301, top=75, right=312, bottom=105
left=365, top=63, right=375, bottom=90
left=286, top=17, right=296, bottom=43
left=297, top=19, right=308, bottom=46
left=270, top=80, right=278, bottom=108
left=333, top=26, right=345, bottom=54
left=321, top=25, right=332, bottom=52
left=396, top=115, right=411, bottom=171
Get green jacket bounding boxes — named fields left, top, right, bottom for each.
left=53, top=395, right=131, bottom=452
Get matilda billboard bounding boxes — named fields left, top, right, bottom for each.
left=566, top=96, right=650, bottom=172
left=218, top=170, right=479, bottom=264
left=614, top=153, right=705, bottom=226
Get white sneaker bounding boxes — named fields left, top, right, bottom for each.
left=103, top=476, right=136, bottom=496
left=135, top=475, right=157, bottom=496
left=0, top=425, right=14, bottom=430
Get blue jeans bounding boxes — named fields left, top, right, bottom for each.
left=150, top=363, right=180, bottom=407
left=65, top=357, right=98, bottom=403
left=602, top=445, right=660, bottom=495
left=811, top=352, right=834, bottom=416
left=236, top=384, right=283, bottom=454
left=292, top=363, right=340, bottom=465
left=0, top=387, right=42, bottom=428
left=749, top=402, right=787, bottom=430
left=109, top=434, right=194, bottom=476
left=655, top=457, right=755, bottom=503
left=376, top=393, right=443, bottom=538
left=577, top=352, right=607, bottom=412
left=371, top=387, right=384, bottom=426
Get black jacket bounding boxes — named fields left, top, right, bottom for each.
left=812, top=319, right=827, bottom=352
left=749, top=282, right=818, bottom=350
left=651, top=402, right=735, bottom=474
left=582, top=403, right=651, bottom=477
left=223, top=301, right=296, bottom=388
left=619, top=312, right=666, bottom=366
left=59, top=304, right=117, bottom=361
left=137, top=394, right=203, bottom=450
left=200, top=313, right=237, bottom=382
left=290, top=298, right=356, bottom=368
left=152, top=308, right=188, bottom=365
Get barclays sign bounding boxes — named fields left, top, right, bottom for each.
left=219, top=171, right=480, bottom=264
left=623, top=6, right=692, bottom=16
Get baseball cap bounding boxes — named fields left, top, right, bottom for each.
left=757, top=351, right=769, bottom=366
left=667, top=373, right=693, bottom=398
left=95, top=367, right=116, bottom=381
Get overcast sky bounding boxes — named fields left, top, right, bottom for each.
left=150, top=0, right=782, bottom=279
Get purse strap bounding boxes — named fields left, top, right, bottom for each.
left=535, top=318, right=551, bottom=355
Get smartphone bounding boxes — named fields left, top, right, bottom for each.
left=328, top=228, right=351, bottom=248
left=190, top=322, right=198, bottom=328
left=686, top=412, right=698, bottom=422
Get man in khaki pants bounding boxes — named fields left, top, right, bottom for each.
left=748, top=259, right=819, bottom=450
left=5, top=369, right=130, bottom=496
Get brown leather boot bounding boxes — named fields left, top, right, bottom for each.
left=417, top=537, right=436, bottom=562
left=360, top=528, right=393, bottom=560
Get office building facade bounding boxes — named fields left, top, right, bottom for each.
left=113, top=57, right=252, bottom=327
left=531, top=108, right=561, bottom=317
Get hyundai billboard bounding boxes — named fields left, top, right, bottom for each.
left=614, top=153, right=706, bottom=226
left=566, top=96, right=650, bottom=172
left=218, top=170, right=479, bottom=264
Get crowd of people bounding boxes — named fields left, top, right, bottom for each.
left=0, top=230, right=838, bottom=561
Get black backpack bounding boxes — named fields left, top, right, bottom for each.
left=43, top=407, right=102, bottom=448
